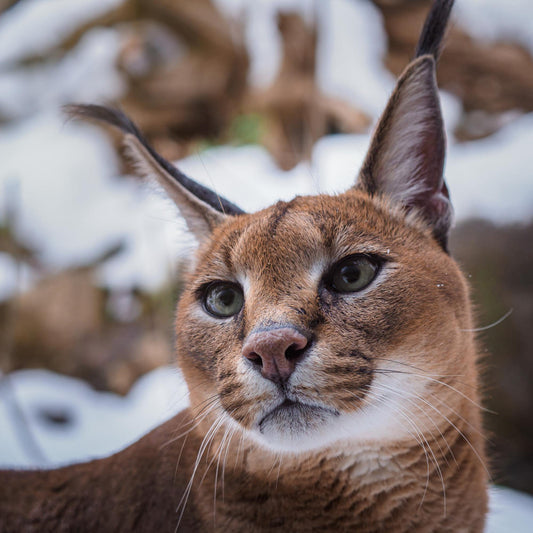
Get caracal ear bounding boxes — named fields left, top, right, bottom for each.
left=65, top=105, right=245, bottom=241
left=355, top=0, right=454, bottom=250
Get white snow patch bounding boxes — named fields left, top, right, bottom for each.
left=0, top=28, right=125, bottom=120
left=317, top=0, right=394, bottom=118
left=0, top=111, right=188, bottom=294
left=0, top=366, right=188, bottom=468
left=215, top=0, right=393, bottom=117
left=0, top=253, right=36, bottom=301
left=455, top=0, right=533, bottom=56
left=0, top=0, right=125, bottom=67
left=446, top=113, right=533, bottom=223
left=487, top=486, right=533, bottom=533
left=177, top=111, right=533, bottom=225
left=177, top=144, right=318, bottom=212
left=214, top=0, right=315, bottom=87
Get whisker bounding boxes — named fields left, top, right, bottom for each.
left=373, top=391, right=445, bottom=515
left=175, top=410, right=227, bottom=532
left=375, top=377, right=490, bottom=479
left=275, top=452, right=283, bottom=490
left=460, top=308, right=513, bottom=332
left=371, top=382, right=456, bottom=467
left=212, top=425, right=232, bottom=527
left=345, top=389, right=434, bottom=509
left=373, top=357, right=470, bottom=381
left=174, top=433, right=190, bottom=484
left=221, top=425, right=238, bottom=502
left=375, top=369, right=490, bottom=411
left=160, top=400, right=219, bottom=450
left=425, top=389, right=486, bottom=439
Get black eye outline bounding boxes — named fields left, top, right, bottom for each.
left=201, top=281, right=244, bottom=318
left=324, top=254, right=384, bottom=294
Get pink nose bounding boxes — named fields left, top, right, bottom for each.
left=242, top=328, right=309, bottom=383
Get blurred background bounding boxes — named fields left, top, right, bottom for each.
left=0, top=0, right=532, bottom=501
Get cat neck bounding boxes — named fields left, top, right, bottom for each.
left=188, top=404, right=487, bottom=532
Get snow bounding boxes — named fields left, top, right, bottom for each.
left=214, top=0, right=394, bottom=115
left=0, top=367, right=188, bottom=468
left=0, top=254, right=35, bottom=301
left=0, top=0, right=124, bottom=68
left=0, top=27, right=125, bottom=120
left=178, top=113, right=533, bottom=225
left=0, top=110, right=189, bottom=294
left=2, top=0, right=530, bottom=96
left=217, top=0, right=533, bottom=123
left=233, top=0, right=316, bottom=89
left=455, top=0, right=533, bottom=56
left=446, top=113, right=533, bottom=223
left=0, top=254, right=20, bottom=301
left=486, top=486, right=533, bottom=533
left=316, top=0, right=394, bottom=117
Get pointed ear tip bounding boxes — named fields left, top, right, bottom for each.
left=417, top=54, right=436, bottom=66
left=404, top=55, right=437, bottom=78
left=396, top=56, right=441, bottom=101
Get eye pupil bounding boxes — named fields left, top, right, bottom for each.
left=219, top=289, right=235, bottom=307
left=340, top=264, right=361, bottom=284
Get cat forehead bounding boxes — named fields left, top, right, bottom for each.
left=198, top=192, right=432, bottom=275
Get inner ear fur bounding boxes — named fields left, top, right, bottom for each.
left=356, top=56, right=452, bottom=251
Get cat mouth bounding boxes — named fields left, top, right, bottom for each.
left=258, top=399, right=338, bottom=436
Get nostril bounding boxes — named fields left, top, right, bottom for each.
left=285, top=341, right=308, bottom=362
left=248, top=352, right=263, bottom=367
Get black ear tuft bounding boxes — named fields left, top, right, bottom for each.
left=415, top=0, right=454, bottom=60
left=64, top=104, right=245, bottom=217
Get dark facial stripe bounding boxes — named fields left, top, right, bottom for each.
left=266, top=201, right=292, bottom=237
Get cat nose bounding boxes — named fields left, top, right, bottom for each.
left=242, top=327, right=309, bottom=384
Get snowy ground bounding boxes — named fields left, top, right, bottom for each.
left=0, top=367, right=188, bottom=467
left=0, top=367, right=532, bottom=532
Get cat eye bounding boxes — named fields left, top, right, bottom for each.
left=203, top=282, right=244, bottom=318
left=328, top=255, right=380, bottom=293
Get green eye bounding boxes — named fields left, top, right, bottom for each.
left=330, top=256, right=380, bottom=293
left=203, top=283, right=244, bottom=318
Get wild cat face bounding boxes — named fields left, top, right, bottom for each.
left=69, top=0, right=461, bottom=454
left=175, top=192, right=469, bottom=452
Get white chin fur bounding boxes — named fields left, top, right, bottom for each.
left=245, top=399, right=412, bottom=454
left=230, top=372, right=425, bottom=454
